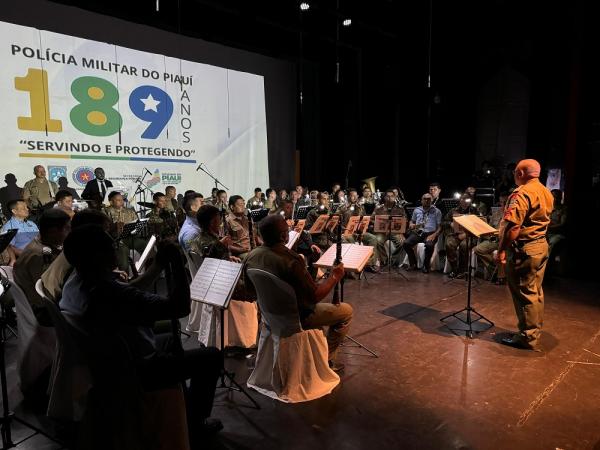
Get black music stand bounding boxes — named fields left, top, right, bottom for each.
left=439, top=198, right=459, bottom=217
left=116, top=219, right=150, bottom=276
left=249, top=208, right=269, bottom=223
left=294, top=205, right=313, bottom=220
left=363, top=203, right=376, bottom=215
left=440, top=218, right=495, bottom=339
left=0, top=230, right=17, bottom=255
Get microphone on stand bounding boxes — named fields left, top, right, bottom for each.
left=196, top=163, right=204, bottom=171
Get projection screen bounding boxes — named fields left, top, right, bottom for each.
left=0, top=20, right=269, bottom=208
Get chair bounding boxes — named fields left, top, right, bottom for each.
left=11, top=279, right=56, bottom=396
left=401, top=241, right=442, bottom=270
left=245, top=268, right=339, bottom=403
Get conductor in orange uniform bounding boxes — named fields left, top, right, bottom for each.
left=495, top=159, right=553, bottom=351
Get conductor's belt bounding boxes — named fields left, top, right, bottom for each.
left=514, top=236, right=546, bottom=248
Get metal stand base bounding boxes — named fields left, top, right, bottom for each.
left=440, top=306, right=494, bottom=339
left=218, top=309, right=260, bottom=409
left=217, top=369, right=260, bottom=409
left=341, top=334, right=379, bottom=358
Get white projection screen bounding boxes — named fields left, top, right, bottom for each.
left=0, top=20, right=269, bottom=207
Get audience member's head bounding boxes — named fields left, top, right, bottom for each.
left=259, top=214, right=288, bottom=246
left=196, top=205, right=221, bottom=233
left=39, top=209, right=71, bottom=246
left=228, top=195, right=245, bottom=214
left=183, top=193, right=204, bottom=215
left=71, top=208, right=111, bottom=232
left=153, top=192, right=166, bottom=209
left=64, top=225, right=116, bottom=275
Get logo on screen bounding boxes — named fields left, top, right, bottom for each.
left=48, top=165, right=67, bottom=183
left=147, top=169, right=161, bottom=189
left=72, top=166, right=94, bottom=187
left=161, top=173, right=182, bottom=184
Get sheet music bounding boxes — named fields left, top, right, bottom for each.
left=453, top=214, right=497, bottom=237
left=314, top=244, right=374, bottom=272
left=344, top=216, right=361, bottom=236
left=286, top=230, right=301, bottom=249
left=135, top=235, right=156, bottom=272
left=190, top=257, right=242, bottom=308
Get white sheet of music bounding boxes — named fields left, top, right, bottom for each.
left=135, top=234, right=156, bottom=272
left=190, top=257, right=242, bottom=308
left=286, top=230, right=301, bottom=249
left=314, top=244, right=373, bottom=272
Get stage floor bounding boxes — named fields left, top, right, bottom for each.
left=4, top=271, right=600, bottom=449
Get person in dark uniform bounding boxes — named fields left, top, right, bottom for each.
left=495, top=159, right=553, bottom=351
left=81, top=167, right=113, bottom=203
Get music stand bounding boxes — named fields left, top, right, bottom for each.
left=294, top=205, right=313, bottom=220
left=439, top=198, right=459, bottom=216
left=249, top=208, right=269, bottom=223
left=190, top=258, right=259, bottom=409
left=363, top=203, right=376, bottom=215
left=440, top=215, right=495, bottom=338
left=116, top=219, right=150, bottom=276
left=375, top=215, right=409, bottom=280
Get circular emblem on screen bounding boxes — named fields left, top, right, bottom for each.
left=72, top=166, right=95, bottom=187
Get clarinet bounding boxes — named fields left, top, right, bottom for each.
left=332, top=215, right=343, bottom=305
left=247, top=210, right=255, bottom=250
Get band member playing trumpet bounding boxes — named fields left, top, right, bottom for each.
left=146, top=192, right=179, bottom=240
left=104, top=191, right=147, bottom=271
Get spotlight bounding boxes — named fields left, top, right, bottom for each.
left=453, top=192, right=460, bottom=199
left=300, top=2, right=310, bottom=11
left=342, top=18, right=352, bottom=26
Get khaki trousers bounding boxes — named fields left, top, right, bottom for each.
left=302, top=302, right=353, bottom=361
left=505, top=240, right=548, bottom=346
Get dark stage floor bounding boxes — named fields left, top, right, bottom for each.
left=3, top=271, right=600, bottom=450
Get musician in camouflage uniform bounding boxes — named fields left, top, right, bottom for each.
left=104, top=191, right=147, bottom=271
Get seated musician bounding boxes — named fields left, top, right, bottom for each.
left=444, top=193, right=480, bottom=278
left=360, top=186, right=375, bottom=205
left=243, top=214, right=351, bottom=372
left=370, top=189, right=407, bottom=269
left=335, top=189, right=347, bottom=206
left=295, top=185, right=310, bottom=206
left=61, top=226, right=223, bottom=442
left=146, top=192, right=178, bottom=240
left=547, top=189, right=567, bottom=255
left=305, top=192, right=333, bottom=253
left=214, top=189, right=228, bottom=212
left=105, top=191, right=147, bottom=271
left=337, top=188, right=379, bottom=272
left=226, top=195, right=258, bottom=260
left=178, top=192, right=203, bottom=252
left=14, top=209, right=71, bottom=327
left=164, top=185, right=178, bottom=212
left=474, top=192, right=508, bottom=284
left=465, top=185, right=488, bottom=216
left=402, top=193, right=442, bottom=273
left=190, top=205, right=239, bottom=262
left=264, top=188, right=277, bottom=210
left=272, top=199, right=322, bottom=272
left=1, top=199, right=39, bottom=258
left=246, top=188, right=264, bottom=210
left=54, top=190, right=75, bottom=218
left=428, top=182, right=442, bottom=209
